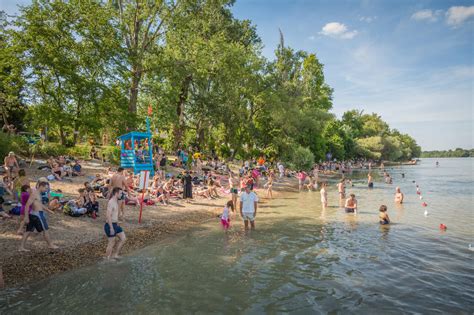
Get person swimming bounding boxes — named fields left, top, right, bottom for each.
left=379, top=205, right=390, bottom=225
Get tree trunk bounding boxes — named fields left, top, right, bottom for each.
left=173, top=75, right=192, bottom=149
left=59, top=127, right=66, bottom=146
left=128, top=67, right=142, bottom=114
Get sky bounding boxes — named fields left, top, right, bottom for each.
left=2, top=0, right=473, bottom=150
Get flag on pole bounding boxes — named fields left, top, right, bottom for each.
left=147, top=104, right=153, bottom=116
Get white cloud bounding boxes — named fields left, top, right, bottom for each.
left=320, top=22, right=358, bottom=39
left=446, top=6, right=474, bottom=26
left=308, top=35, right=316, bottom=41
left=411, top=9, right=441, bottom=22
left=359, top=16, right=376, bottom=23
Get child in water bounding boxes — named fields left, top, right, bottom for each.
left=220, top=200, right=234, bottom=230
left=379, top=205, right=390, bottom=225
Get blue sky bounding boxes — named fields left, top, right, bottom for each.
left=231, top=0, right=473, bottom=150
left=2, top=0, right=473, bottom=150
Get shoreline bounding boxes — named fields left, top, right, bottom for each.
left=0, top=162, right=296, bottom=289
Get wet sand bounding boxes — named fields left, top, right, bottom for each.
left=0, top=161, right=299, bottom=288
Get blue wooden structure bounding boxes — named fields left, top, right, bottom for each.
left=118, top=118, right=154, bottom=176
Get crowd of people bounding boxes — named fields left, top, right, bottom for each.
left=1, top=145, right=405, bottom=262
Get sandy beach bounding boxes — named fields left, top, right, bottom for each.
left=0, top=160, right=295, bottom=288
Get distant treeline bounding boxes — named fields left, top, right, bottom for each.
left=421, top=148, right=473, bottom=158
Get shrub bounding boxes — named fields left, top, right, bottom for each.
left=102, top=145, right=121, bottom=165
left=35, top=143, right=68, bottom=158
left=66, top=144, right=91, bottom=159
left=290, top=145, right=314, bottom=170
left=0, top=133, right=29, bottom=158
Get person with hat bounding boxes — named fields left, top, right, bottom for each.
left=4, top=151, right=19, bottom=180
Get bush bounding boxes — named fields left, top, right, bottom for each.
left=66, top=144, right=91, bottom=159
left=102, top=145, right=121, bottom=165
left=0, top=133, right=29, bottom=158
left=290, top=145, right=314, bottom=170
left=34, top=142, right=68, bottom=158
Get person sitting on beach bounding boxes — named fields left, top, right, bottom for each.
left=48, top=196, right=62, bottom=212
left=0, top=176, right=13, bottom=197
left=51, top=163, right=64, bottom=180
left=86, top=187, right=99, bottom=218
left=379, top=205, right=390, bottom=225
left=208, top=177, right=220, bottom=198
left=62, top=161, right=73, bottom=177
left=104, top=187, right=126, bottom=260
left=47, top=156, right=56, bottom=169
left=154, top=185, right=169, bottom=205
left=72, top=160, right=83, bottom=176
left=320, top=182, right=328, bottom=208
left=14, top=169, right=29, bottom=200
left=19, top=181, right=58, bottom=251
left=4, top=151, right=19, bottom=180
left=394, top=187, right=404, bottom=204
left=57, top=155, right=66, bottom=166
left=344, top=194, right=358, bottom=213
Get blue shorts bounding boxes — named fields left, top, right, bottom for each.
left=104, top=223, right=123, bottom=238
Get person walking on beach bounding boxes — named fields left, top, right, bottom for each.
left=344, top=194, right=358, bottom=213
left=338, top=179, right=346, bottom=199
left=394, top=187, right=404, bottom=204
left=109, top=167, right=128, bottom=221
left=368, top=173, right=373, bottom=189
left=240, top=185, right=258, bottom=230
left=265, top=171, right=274, bottom=198
left=19, top=181, right=58, bottom=251
left=105, top=187, right=126, bottom=260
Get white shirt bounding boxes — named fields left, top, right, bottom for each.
left=240, top=191, right=258, bottom=214
left=278, top=164, right=284, bottom=173
left=221, top=206, right=230, bottom=220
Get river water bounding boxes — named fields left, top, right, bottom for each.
left=1, top=158, right=473, bottom=314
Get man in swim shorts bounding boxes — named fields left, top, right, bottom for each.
left=105, top=187, right=126, bottom=260
left=109, top=167, right=128, bottom=220
left=240, top=185, right=258, bottom=230
left=344, top=194, right=358, bottom=213
left=368, top=173, right=373, bottom=188
left=4, top=151, right=19, bottom=180
left=338, top=179, right=346, bottom=199
left=19, top=181, right=58, bottom=251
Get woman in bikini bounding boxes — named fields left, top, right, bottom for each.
left=4, top=151, right=19, bottom=180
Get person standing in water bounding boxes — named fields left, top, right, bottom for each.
left=344, top=194, right=358, bottom=213
left=228, top=172, right=239, bottom=211
left=320, top=182, right=328, bottom=208
left=240, top=185, right=258, bottom=230
left=368, top=173, right=374, bottom=189
left=337, top=179, right=346, bottom=199
left=104, top=187, right=126, bottom=260
left=394, top=187, right=404, bottom=204
left=379, top=205, right=390, bottom=225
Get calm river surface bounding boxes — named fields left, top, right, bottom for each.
left=1, top=158, right=473, bottom=314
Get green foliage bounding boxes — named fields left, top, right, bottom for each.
left=0, top=133, right=29, bottom=158
left=421, top=148, right=473, bottom=158
left=290, top=145, right=314, bottom=170
left=101, top=146, right=121, bottom=165
left=0, top=1, right=421, bottom=162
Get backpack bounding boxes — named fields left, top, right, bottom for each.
left=10, top=205, right=21, bottom=216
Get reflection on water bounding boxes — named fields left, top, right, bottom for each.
left=1, top=158, right=473, bottom=313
